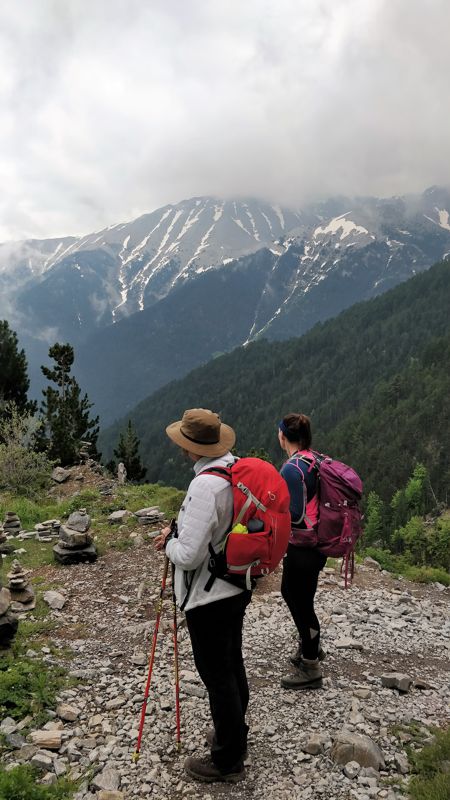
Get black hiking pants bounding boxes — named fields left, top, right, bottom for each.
left=185, top=591, right=250, bottom=771
left=281, top=544, right=327, bottom=660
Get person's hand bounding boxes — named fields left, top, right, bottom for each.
left=154, top=525, right=172, bottom=551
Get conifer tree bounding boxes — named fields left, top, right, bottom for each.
left=364, top=491, right=386, bottom=547
left=0, top=320, right=36, bottom=418
left=36, top=343, right=100, bottom=466
left=113, top=420, right=147, bottom=482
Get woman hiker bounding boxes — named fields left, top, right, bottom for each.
left=278, top=412, right=326, bottom=689
left=155, top=408, right=250, bottom=783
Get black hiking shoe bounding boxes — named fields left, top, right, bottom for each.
left=184, top=755, right=245, bottom=783
left=281, top=657, right=323, bottom=690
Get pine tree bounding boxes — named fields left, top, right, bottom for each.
left=113, top=420, right=147, bottom=482
left=364, top=491, right=386, bottom=547
left=0, top=320, right=36, bottom=418
left=36, top=343, right=100, bottom=466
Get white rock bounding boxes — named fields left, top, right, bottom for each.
left=43, top=590, right=66, bottom=610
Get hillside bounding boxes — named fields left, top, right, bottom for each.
left=100, top=259, right=450, bottom=500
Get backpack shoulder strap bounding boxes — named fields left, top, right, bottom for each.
left=200, top=466, right=232, bottom=481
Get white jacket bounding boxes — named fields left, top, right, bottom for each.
left=165, top=452, right=243, bottom=612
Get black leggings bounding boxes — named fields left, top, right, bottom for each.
left=281, top=544, right=327, bottom=660
left=185, top=591, right=250, bottom=771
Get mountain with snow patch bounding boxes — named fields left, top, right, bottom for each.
left=2, top=186, right=450, bottom=421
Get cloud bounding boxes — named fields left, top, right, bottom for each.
left=1, top=0, right=450, bottom=240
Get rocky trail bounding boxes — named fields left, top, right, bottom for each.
left=3, top=534, right=449, bottom=800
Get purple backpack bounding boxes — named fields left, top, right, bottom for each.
left=297, top=452, right=363, bottom=586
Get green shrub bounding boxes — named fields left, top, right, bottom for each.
left=0, top=764, right=77, bottom=799
left=0, top=654, right=67, bottom=724
left=0, top=444, right=52, bottom=497
left=409, top=727, right=450, bottom=800
left=0, top=407, right=53, bottom=497
left=362, top=547, right=450, bottom=585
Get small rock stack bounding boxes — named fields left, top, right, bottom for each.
left=0, top=575, right=18, bottom=648
left=7, top=560, right=36, bottom=612
left=3, top=512, right=22, bottom=536
left=135, top=507, right=165, bottom=526
left=53, top=508, right=98, bottom=565
left=0, top=525, right=11, bottom=555
left=0, top=513, right=19, bottom=554
left=35, top=519, right=61, bottom=541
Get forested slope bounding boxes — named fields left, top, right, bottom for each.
left=101, top=260, right=450, bottom=499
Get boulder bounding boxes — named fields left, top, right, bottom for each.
left=331, top=731, right=385, bottom=770
left=51, top=467, right=71, bottom=483
left=56, top=703, right=80, bottom=721
left=381, top=672, right=413, bottom=693
left=91, top=767, right=120, bottom=792
left=29, top=730, right=62, bottom=750
left=343, top=760, right=361, bottom=779
left=43, top=590, right=66, bottom=610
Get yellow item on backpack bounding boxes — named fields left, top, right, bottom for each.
left=231, top=523, right=248, bottom=534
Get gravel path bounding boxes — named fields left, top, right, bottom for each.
left=7, top=542, right=450, bottom=800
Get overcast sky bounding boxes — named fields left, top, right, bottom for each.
left=1, top=0, right=450, bottom=241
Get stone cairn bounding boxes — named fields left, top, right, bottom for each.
left=0, top=574, right=18, bottom=648
left=0, top=524, right=12, bottom=555
left=53, top=508, right=98, bottom=565
left=135, top=506, right=165, bottom=526
left=3, top=512, right=22, bottom=536
left=0, top=513, right=20, bottom=554
left=35, top=519, right=61, bottom=541
left=7, top=560, right=36, bottom=612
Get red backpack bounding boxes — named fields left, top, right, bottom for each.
left=202, top=457, right=291, bottom=591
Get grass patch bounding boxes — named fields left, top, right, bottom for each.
left=0, top=764, right=78, bottom=799
left=0, top=600, right=75, bottom=728
left=0, top=652, right=68, bottom=727
left=409, top=727, right=450, bottom=800
left=0, top=482, right=184, bottom=568
left=389, top=720, right=432, bottom=746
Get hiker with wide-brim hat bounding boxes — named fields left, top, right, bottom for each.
left=155, top=408, right=250, bottom=783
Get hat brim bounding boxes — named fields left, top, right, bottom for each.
left=165, top=420, right=235, bottom=457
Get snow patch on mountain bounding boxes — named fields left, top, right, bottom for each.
left=314, top=213, right=370, bottom=241
left=436, top=208, right=450, bottom=231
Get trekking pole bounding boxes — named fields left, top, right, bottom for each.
left=172, top=560, right=181, bottom=750
left=132, top=554, right=169, bottom=763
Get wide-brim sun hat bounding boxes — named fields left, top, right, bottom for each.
left=166, top=408, right=235, bottom=457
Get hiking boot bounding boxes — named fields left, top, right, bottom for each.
left=184, top=755, right=245, bottom=783
left=290, top=642, right=326, bottom=667
left=205, top=728, right=248, bottom=758
left=281, top=657, right=323, bottom=690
